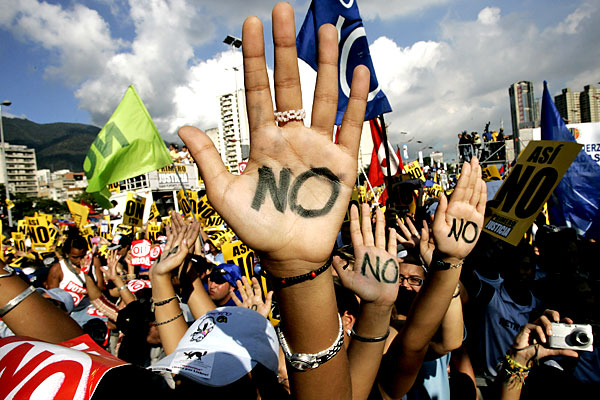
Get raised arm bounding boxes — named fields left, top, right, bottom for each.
left=379, top=157, right=486, bottom=399
left=179, top=3, right=369, bottom=399
left=333, top=203, right=399, bottom=400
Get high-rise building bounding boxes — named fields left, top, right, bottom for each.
left=217, top=89, right=250, bottom=175
left=580, top=84, right=600, bottom=123
left=509, top=81, right=538, bottom=154
left=0, top=143, right=39, bottom=196
left=555, top=88, right=581, bottom=124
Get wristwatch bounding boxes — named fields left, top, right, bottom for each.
left=276, top=314, right=344, bottom=371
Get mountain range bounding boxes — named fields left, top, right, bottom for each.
left=2, top=116, right=100, bottom=173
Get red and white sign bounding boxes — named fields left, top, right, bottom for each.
left=0, top=335, right=126, bottom=400
left=127, top=279, right=152, bottom=293
left=130, top=239, right=152, bottom=267
left=238, top=161, right=247, bottom=174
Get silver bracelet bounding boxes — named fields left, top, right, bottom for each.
left=276, top=313, right=344, bottom=371
left=0, top=286, right=36, bottom=317
left=0, top=266, right=15, bottom=278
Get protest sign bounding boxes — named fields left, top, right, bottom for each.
left=67, top=200, right=89, bottom=228
left=176, top=189, right=197, bottom=218
left=122, top=192, right=146, bottom=227
left=148, top=201, right=160, bottom=221
left=147, top=222, right=161, bottom=242
left=222, top=240, right=256, bottom=281
left=484, top=140, right=582, bottom=245
left=130, top=239, right=153, bottom=268
left=482, top=165, right=502, bottom=181
left=25, top=216, right=54, bottom=253
left=404, top=161, right=426, bottom=182
left=344, top=188, right=360, bottom=223
left=12, top=232, right=26, bottom=253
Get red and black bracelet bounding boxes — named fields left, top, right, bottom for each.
left=271, top=258, right=332, bottom=288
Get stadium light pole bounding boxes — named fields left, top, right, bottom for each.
left=0, top=100, right=13, bottom=227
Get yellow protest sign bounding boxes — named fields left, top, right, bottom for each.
left=147, top=222, right=161, bottom=242
left=80, top=226, right=95, bottom=250
left=36, top=212, right=53, bottom=225
left=404, top=161, right=426, bottom=182
left=482, top=165, right=502, bottom=181
left=161, top=216, right=171, bottom=227
left=484, top=140, right=582, bottom=246
left=98, top=244, right=110, bottom=258
left=123, top=192, right=146, bottom=227
left=196, top=195, right=218, bottom=223
left=67, top=200, right=89, bottom=228
left=428, top=184, right=443, bottom=198
left=108, top=182, right=120, bottom=193
left=25, top=216, right=54, bottom=252
left=12, top=232, right=26, bottom=253
left=148, top=201, right=160, bottom=221
left=100, top=215, right=112, bottom=240
left=115, top=224, right=133, bottom=236
left=176, top=189, right=197, bottom=218
left=17, top=219, right=27, bottom=234
left=6, top=199, right=14, bottom=210
left=222, top=240, right=256, bottom=281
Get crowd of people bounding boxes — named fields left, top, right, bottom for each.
left=458, top=124, right=507, bottom=164
left=0, top=3, right=597, bottom=399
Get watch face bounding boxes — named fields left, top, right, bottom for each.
left=434, top=260, right=450, bottom=270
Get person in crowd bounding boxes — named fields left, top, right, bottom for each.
left=169, top=143, right=180, bottom=161
left=206, top=263, right=242, bottom=306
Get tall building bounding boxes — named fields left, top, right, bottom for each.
left=217, top=89, right=250, bottom=175
left=580, top=84, right=600, bottom=123
left=0, top=143, right=39, bottom=196
left=509, top=81, right=538, bottom=154
left=555, top=88, right=581, bottom=124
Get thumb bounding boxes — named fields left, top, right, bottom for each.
left=179, top=126, right=233, bottom=199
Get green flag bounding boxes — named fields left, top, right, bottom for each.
left=83, top=85, right=172, bottom=208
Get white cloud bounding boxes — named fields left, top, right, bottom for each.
left=358, top=0, right=449, bottom=21
left=368, top=2, right=600, bottom=159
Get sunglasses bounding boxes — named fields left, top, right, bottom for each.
left=209, top=268, right=231, bottom=285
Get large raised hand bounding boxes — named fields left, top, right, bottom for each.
left=432, top=157, right=486, bottom=260
left=179, top=3, right=369, bottom=274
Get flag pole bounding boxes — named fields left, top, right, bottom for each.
left=377, top=114, right=397, bottom=205
left=360, top=167, right=379, bottom=202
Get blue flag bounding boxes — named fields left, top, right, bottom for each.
left=297, top=0, right=392, bottom=125
left=541, top=81, right=600, bottom=238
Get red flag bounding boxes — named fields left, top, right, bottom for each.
left=367, top=118, right=403, bottom=187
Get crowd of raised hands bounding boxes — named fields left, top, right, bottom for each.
left=0, top=3, right=586, bottom=400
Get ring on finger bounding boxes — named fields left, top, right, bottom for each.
left=274, top=109, right=305, bottom=125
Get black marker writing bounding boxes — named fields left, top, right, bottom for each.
left=251, top=166, right=340, bottom=218
left=448, top=219, right=479, bottom=243
left=360, top=253, right=399, bottom=283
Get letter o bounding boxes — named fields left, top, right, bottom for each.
left=289, top=168, right=340, bottom=218
left=381, top=259, right=399, bottom=283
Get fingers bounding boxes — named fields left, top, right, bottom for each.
left=272, top=3, right=303, bottom=127
left=361, top=203, right=375, bottom=247
left=452, top=162, right=471, bottom=204
left=311, top=24, right=338, bottom=135
left=374, top=206, right=386, bottom=249
left=349, top=204, right=364, bottom=247
left=421, top=220, right=430, bottom=244
left=230, top=288, right=243, bottom=306
left=264, top=290, right=274, bottom=311
left=387, top=227, right=397, bottom=257
left=251, top=277, right=263, bottom=298
left=338, top=66, right=370, bottom=156
left=476, top=177, right=487, bottom=216
left=242, top=16, right=274, bottom=131
left=464, top=157, right=480, bottom=204
left=405, top=218, right=420, bottom=239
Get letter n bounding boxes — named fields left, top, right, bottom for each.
left=251, top=167, right=291, bottom=213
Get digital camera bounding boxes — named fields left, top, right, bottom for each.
left=548, top=323, right=593, bottom=352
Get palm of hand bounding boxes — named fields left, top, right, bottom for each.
left=208, top=124, right=356, bottom=264
left=434, top=201, right=483, bottom=259
left=348, top=246, right=399, bottom=306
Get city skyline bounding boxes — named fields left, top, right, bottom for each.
left=1, top=0, right=599, bottom=160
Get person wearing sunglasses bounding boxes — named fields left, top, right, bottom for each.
left=207, top=263, right=242, bottom=307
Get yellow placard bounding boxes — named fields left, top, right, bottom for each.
left=123, top=192, right=146, bottom=227
left=80, top=226, right=95, bottom=250
left=25, top=216, right=54, bottom=252
left=148, top=201, right=160, bottom=221
left=196, top=194, right=218, bottom=223
left=484, top=141, right=582, bottom=246
left=148, top=222, right=161, bottom=242
left=12, top=232, right=26, bottom=253
left=344, top=188, right=360, bottom=223
left=222, top=240, right=256, bottom=281
left=482, top=165, right=502, bottom=181
left=67, top=200, right=89, bottom=228
left=6, top=199, right=14, bottom=210
left=428, top=184, right=443, bottom=198
left=176, top=189, right=197, bottom=218
left=115, top=224, right=133, bottom=236
left=404, top=161, right=426, bottom=182
left=108, top=182, right=120, bottom=193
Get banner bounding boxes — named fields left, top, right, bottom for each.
left=83, top=85, right=172, bottom=208
left=122, top=192, right=146, bottom=227
left=67, top=200, right=89, bottom=228
left=222, top=241, right=256, bottom=281
left=296, top=0, right=392, bottom=125
left=176, top=189, right=197, bottom=219
left=12, top=232, right=26, bottom=253
left=484, top=140, right=582, bottom=245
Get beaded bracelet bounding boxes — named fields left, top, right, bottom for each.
left=271, top=258, right=331, bottom=288
left=351, top=327, right=390, bottom=342
left=154, top=310, right=183, bottom=326
left=502, top=353, right=531, bottom=389
left=151, top=295, right=180, bottom=312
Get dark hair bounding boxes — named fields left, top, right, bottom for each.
left=333, top=277, right=359, bottom=317
left=63, top=234, right=88, bottom=254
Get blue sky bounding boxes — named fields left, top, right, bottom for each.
left=1, top=0, right=598, bottom=158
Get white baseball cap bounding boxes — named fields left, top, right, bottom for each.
left=148, top=306, right=279, bottom=387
